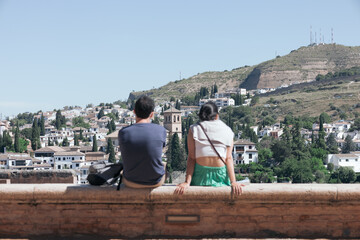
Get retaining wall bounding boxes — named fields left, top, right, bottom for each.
left=0, top=184, right=360, bottom=239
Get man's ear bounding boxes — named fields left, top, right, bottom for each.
left=133, top=110, right=136, bottom=116
left=150, top=112, right=155, bottom=119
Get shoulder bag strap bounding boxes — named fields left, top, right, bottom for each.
left=198, top=123, right=226, bottom=165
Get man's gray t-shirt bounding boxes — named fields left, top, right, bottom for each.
left=118, top=123, right=166, bottom=185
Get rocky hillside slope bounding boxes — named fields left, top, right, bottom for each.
left=129, top=44, right=360, bottom=101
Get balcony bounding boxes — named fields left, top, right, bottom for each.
left=0, top=183, right=360, bottom=239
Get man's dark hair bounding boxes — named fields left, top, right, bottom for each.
left=134, top=96, right=155, bottom=119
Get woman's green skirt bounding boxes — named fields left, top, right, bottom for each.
left=190, top=163, right=231, bottom=187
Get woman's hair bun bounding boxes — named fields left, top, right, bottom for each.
left=198, top=101, right=218, bottom=121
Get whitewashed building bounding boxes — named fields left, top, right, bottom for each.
left=54, top=151, right=85, bottom=170
left=232, top=140, right=258, bottom=165
left=199, top=98, right=235, bottom=108
left=327, top=152, right=360, bottom=172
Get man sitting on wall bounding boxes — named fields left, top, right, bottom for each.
left=118, top=96, right=166, bottom=188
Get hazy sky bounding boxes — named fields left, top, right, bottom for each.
left=1, top=0, right=360, bottom=118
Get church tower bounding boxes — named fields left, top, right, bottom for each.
left=163, top=107, right=182, bottom=138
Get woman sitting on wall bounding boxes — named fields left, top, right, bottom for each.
left=175, top=101, right=244, bottom=195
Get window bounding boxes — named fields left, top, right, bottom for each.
left=76, top=164, right=79, bottom=167
left=249, top=146, right=252, bottom=149
left=249, top=154, right=253, bottom=159
left=346, top=159, right=349, bottom=162
left=63, top=157, right=65, bottom=160
left=72, top=157, right=74, bottom=160
left=80, top=157, right=83, bottom=160
left=57, top=165, right=61, bottom=169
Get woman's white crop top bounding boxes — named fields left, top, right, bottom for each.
left=190, top=120, right=234, bottom=159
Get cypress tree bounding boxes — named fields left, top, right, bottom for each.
left=92, top=134, right=98, bottom=152
left=0, top=134, right=3, bottom=153
left=40, top=114, right=45, bottom=136
left=55, top=110, right=62, bottom=130
left=97, top=107, right=105, bottom=119
left=168, top=133, right=186, bottom=172
left=2, top=131, right=12, bottom=152
left=107, top=121, right=113, bottom=134
left=175, top=100, right=181, bottom=110
left=74, top=134, right=79, bottom=146
left=31, top=118, right=40, bottom=150
left=62, top=137, right=69, bottom=147
left=14, top=122, right=20, bottom=152
left=213, top=83, right=218, bottom=94
left=110, top=119, right=116, bottom=133
left=107, top=138, right=116, bottom=163
left=79, top=129, right=84, bottom=140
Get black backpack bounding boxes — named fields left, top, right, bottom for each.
left=87, top=161, right=123, bottom=190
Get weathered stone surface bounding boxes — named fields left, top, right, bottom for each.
left=0, top=184, right=359, bottom=238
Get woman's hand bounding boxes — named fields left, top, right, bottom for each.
left=231, top=182, right=245, bottom=195
left=174, top=182, right=190, bottom=195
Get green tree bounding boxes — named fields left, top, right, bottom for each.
left=97, top=107, right=105, bottom=119
left=74, top=134, right=79, bottom=146
left=55, top=110, right=65, bottom=130
left=0, top=134, right=3, bottom=153
left=168, top=133, right=186, bottom=171
left=40, top=114, right=45, bottom=136
left=79, top=129, right=84, bottom=140
left=326, top=133, right=339, bottom=154
left=107, top=138, right=116, bottom=163
left=92, top=134, right=98, bottom=152
left=342, top=135, right=355, bottom=153
left=31, top=119, right=41, bottom=150
left=20, top=128, right=32, bottom=140
left=14, top=122, right=20, bottom=152
left=327, top=163, right=334, bottom=173
left=175, top=100, right=181, bottom=110
left=72, top=116, right=90, bottom=129
left=330, top=167, right=356, bottom=183
left=62, top=137, right=70, bottom=147
left=1, top=131, right=12, bottom=152
left=316, top=114, right=326, bottom=149
left=18, top=138, right=29, bottom=153
left=107, top=121, right=114, bottom=134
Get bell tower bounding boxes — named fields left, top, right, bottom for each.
left=163, top=107, right=182, bottom=138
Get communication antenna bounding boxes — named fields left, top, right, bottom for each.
left=315, top=32, right=317, bottom=44
left=331, top=28, right=334, bottom=44
left=319, top=28, right=322, bottom=44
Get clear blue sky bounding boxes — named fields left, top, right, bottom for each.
left=1, top=0, right=360, bottom=118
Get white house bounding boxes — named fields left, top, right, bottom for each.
left=232, top=140, right=258, bottom=165
left=199, top=98, right=235, bottom=107
left=327, top=153, right=360, bottom=172
left=53, top=151, right=85, bottom=170
left=34, top=146, right=66, bottom=168
left=0, top=153, right=35, bottom=170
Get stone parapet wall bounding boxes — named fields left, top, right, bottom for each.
left=0, top=184, right=360, bottom=238
left=0, top=170, right=76, bottom=184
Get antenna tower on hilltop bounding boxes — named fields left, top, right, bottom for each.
left=310, top=26, right=313, bottom=45
left=331, top=28, right=334, bottom=44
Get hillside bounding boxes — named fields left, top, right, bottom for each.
left=254, top=74, right=360, bottom=121
left=128, top=44, right=360, bottom=102
left=240, top=44, right=360, bottom=90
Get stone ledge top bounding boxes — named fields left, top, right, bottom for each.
left=1, top=184, right=360, bottom=203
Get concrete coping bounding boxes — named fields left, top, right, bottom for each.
left=0, top=184, right=360, bottom=204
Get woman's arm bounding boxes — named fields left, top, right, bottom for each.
left=225, top=141, right=244, bottom=195
left=174, top=128, right=196, bottom=195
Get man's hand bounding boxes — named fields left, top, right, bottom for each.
left=174, top=182, right=190, bottom=195
left=231, top=182, right=245, bottom=195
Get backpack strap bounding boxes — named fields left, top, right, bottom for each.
left=198, top=122, right=226, bottom=165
